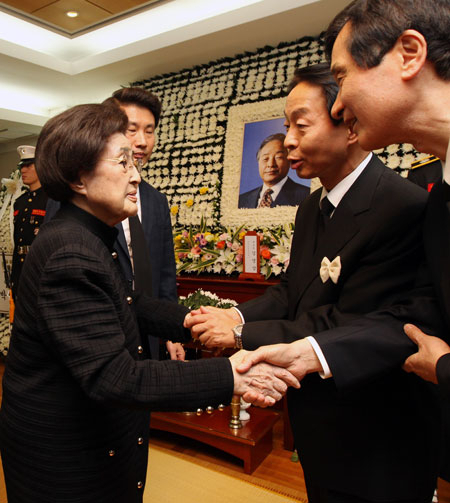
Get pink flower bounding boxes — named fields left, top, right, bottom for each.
left=191, top=246, right=202, bottom=256
left=270, top=257, right=280, bottom=265
left=236, top=254, right=243, bottom=263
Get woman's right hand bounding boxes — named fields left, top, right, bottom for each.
left=230, top=350, right=300, bottom=407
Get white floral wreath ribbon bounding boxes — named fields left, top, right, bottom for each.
left=320, top=256, right=341, bottom=284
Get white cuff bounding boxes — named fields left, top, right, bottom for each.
left=232, top=307, right=245, bottom=324
left=306, top=336, right=332, bottom=379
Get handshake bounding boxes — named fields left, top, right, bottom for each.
left=183, top=306, right=322, bottom=407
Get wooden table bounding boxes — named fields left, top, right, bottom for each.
left=150, top=406, right=280, bottom=474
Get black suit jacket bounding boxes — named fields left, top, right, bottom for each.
left=238, top=177, right=309, bottom=208
left=45, top=180, right=177, bottom=360
left=424, top=181, right=450, bottom=480
left=0, top=203, right=233, bottom=503
left=239, top=155, right=438, bottom=500
left=115, top=180, right=177, bottom=359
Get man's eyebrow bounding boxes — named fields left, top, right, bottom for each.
left=330, top=63, right=345, bottom=76
left=290, top=107, right=309, bottom=119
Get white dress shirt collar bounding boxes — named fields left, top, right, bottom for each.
left=257, top=176, right=289, bottom=206
left=320, top=153, right=373, bottom=214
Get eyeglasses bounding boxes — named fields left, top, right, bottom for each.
left=102, top=151, right=143, bottom=173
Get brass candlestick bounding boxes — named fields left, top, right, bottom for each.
left=229, top=395, right=242, bottom=429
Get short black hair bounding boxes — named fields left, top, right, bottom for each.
left=256, top=133, right=286, bottom=161
left=287, top=63, right=341, bottom=125
left=36, top=104, right=128, bottom=202
left=103, top=87, right=162, bottom=127
left=325, top=0, right=450, bottom=81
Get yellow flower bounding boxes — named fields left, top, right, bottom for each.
left=238, top=230, right=247, bottom=241
left=186, top=199, right=194, bottom=208
left=199, top=187, right=208, bottom=195
left=170, top=205, right=179, bottom=215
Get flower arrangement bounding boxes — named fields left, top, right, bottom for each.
left=0, top=169, right=23, bottom=254
left=174, top=219, right=294, bottom=278
left=178, top=289, right=237, bottom=310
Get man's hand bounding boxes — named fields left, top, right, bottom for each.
left=229, top=351, right=300, bottom=407
left=184, top=306, right=240, bottom=348
left=236, top=339, right=323, bottom=381
left=166, top=341, right=185, bottom=361
left=402, top=324, right=450, bottom=384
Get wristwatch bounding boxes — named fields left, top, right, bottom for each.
left=232, top=323, right=244, bottom=349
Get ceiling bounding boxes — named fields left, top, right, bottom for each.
left=0, top=0, right=163, bottom=35
left=0, top=0, right=351, bottom=148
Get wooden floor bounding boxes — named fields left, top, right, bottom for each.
left=149, top=413, right=450, bottom=502
left=0, top=357, right=449, bottom=501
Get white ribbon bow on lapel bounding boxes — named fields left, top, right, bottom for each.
left=320, top=256, right=341, bottom=284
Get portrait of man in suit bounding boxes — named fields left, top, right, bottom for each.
left=238, top=133, right=309, bottom=208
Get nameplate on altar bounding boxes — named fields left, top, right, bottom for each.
left=239, top=231, right=264, bottom=281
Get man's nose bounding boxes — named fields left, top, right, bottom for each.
left=284, top=129, right=296, bottom=149
left=331, top=91, right=344, bottom=121
left=130, top=165, right=141, bottom=184
left=134, top=129, right=147, bottom=147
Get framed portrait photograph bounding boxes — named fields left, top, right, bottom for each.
left=221, top=98, right=314, bottom=228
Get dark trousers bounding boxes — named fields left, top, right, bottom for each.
left=304, top=474, right=433, bottom=503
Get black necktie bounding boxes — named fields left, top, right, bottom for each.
left=321, top=197, right=335, bottom=219
left=128, top=215, right=153, bottom=297
left=315, top=197, right=335, bottom=251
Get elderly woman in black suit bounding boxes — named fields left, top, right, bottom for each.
left=0, top=104, right=298, bottom=503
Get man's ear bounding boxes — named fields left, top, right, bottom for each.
left=347, top=129, right=359, bottom=145
left=395, top=29, right=427, bottom=81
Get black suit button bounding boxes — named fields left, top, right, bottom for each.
left=137, top=481, right=144, bottom=489
left=111, top=251, right=118, bottom=259
left=137, top=437, right=144, bottom=445
left=137, top=346, right=144, bottom=354
left=127, top=296, right=133, bottom=304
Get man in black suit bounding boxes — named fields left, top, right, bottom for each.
left=187, top=63, right=438, bottom=502
left=46, top=87, right=184, bottom=361
left=324, top=0, right=450, bottom=485
left=238, top=133, right=309, bottom=208
left=325, top=0, right=450, bottom=395
left=104, top=88, right=184, bottom=362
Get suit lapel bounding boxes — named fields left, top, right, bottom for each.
left=115, top=222, right=129, bottom=257
left=290, top=155, right=384, bottom=309
left=273, top=178, right=292, bottom=207
left=288, top=190, right=322, bottom=302
left=138, top=183, right=153, bottom=251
